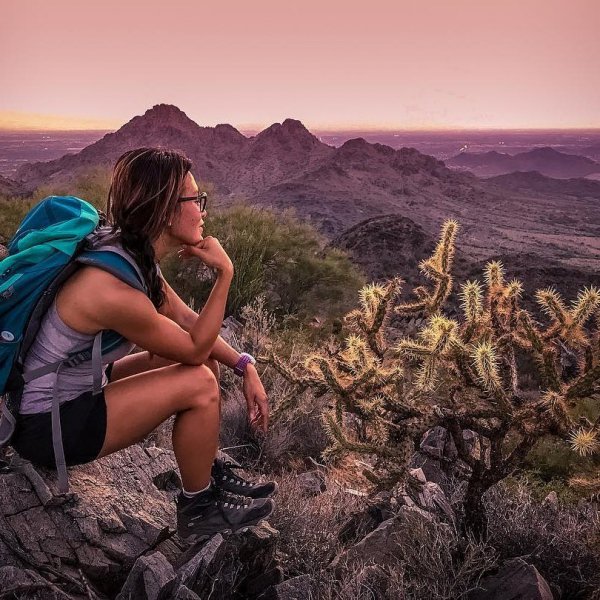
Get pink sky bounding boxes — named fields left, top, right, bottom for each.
left=1, top=0, right=598, bottom=130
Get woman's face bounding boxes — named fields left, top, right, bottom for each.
left=169, top=171, right=205, bottom=245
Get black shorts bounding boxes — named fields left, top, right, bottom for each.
left=11, top=363, right=114, bottom=470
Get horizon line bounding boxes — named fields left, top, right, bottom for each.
left=2, top=125, right=600, bottom=134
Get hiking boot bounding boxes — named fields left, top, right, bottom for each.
left=212, top=457, right=278, bottom=499
left=176, top=482, right=274, bottom=541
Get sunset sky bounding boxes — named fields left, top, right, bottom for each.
left=1, top=0, right=598, bottom=131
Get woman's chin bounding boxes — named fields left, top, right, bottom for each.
left=177, top=232, right=203, bottom=246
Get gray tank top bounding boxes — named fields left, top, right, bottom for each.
left=19, top=297, right=136, bottom=415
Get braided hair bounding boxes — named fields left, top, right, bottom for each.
left=105, top=147, right=193, bottom=308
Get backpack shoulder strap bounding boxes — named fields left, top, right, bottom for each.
left=76, top=246, right=147, bottom=294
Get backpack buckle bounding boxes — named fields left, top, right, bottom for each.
left=64, top=352, right=90, bottom=368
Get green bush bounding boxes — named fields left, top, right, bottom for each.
left=0, top=168, right=112, bottom=244
left=161, top=203, right=365, bottom=321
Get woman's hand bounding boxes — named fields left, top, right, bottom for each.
left=178, top=236, right=233, bottom=274
left=242, top=364, right=269, bottom=434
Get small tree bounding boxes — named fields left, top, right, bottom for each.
left=263, top=219, right=600, bottom=536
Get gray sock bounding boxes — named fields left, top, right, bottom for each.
left=182, top=480, right=211, bottom=498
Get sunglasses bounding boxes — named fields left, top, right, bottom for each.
left=177, top=191, right=208, bottom=211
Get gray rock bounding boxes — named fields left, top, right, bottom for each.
left=258, top=574, right=313, bottom=599
left=420, top=426, right=450, bottom=459
left=173, top=585, right=202, bottom=599
left=542, top=491, right=559, bottom=510
left=417, top=481, right=454, bottom=521
left=220, top=315, right=244, bottom=345
left=296, top=470, right=327, bottom=496
left=338, top=492, right=394, bottom=544
left=468, top=558, right=554, bottom=600
left=330, top=506, right=436, bottom=572
left=409, top=467, right=427, bottom=483
left=409, top=451, right=450, bottom=487
left=0, top=566, right=72, bottom=599
left=245, top=565, right=285, bottom=596
left=175, top=523, right=280, bottom=598
left=395, top=470, right=454, bottom=521
left=174, top=534, right=226, bottom=590
left=116, top=551, right=176, bottom=600
left=420, top=426, right=486, bottom=465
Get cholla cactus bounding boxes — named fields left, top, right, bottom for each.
left=261, top=218, right=600, bottom=535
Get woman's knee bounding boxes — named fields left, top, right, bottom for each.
left=177, top=364, right=220, bottom=410
left=204, top=357, right=220, bottom=382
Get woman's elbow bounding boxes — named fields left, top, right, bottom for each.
left=186, top=347, right=211, bottom=366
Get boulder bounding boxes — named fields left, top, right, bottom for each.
left=329, top=505, right=437, bottom=572
left=295, top=470, right=327, bottom=496
left=338, top=491, right=395, bottom=544
left=394, top=469, right=455, bottom=522
left=468, top=558, right=554, bottom=600
left=115, top=551, right=177, bottom=600
left=258, top=574, right=313, bottom=600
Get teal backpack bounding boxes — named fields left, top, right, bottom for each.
left=0, top=195, right=147, bottom=493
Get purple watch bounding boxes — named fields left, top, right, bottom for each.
left=234, top=352, right=256, bottom=377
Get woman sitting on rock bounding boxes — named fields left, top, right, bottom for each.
left=11, top=147, right=276, bottom=541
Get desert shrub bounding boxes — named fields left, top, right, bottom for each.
left=0, top=169, right=112, bottom=243
left=269, top=471, right=368, bottom=577
left=34, top=166, right=112, bottom=210
left=161, top=203, right=365, bottom=320
left=0, top=194, right=37, bottom=243
left=299, top=505, right=497, bottom=600
left=485, top=478, right=600, bottom=598
left=264, top=218, right=600, bottom=537
left=218, top=298, right=330, bottom=472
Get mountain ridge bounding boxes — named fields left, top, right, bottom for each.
left=447, top=146, right=600, bottom=178
left=7, top=104, right=600, bottom=273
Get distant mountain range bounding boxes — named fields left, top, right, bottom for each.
left=3, top=104, right=599, bottom=300
left=446, top=147, right=600, bottom=178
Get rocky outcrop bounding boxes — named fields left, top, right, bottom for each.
left=468, top=558, right=554, bottom=600
left=0, top=444, right=280, bottom=598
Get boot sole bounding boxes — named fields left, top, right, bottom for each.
left=178, top=503, right=275, bottom=542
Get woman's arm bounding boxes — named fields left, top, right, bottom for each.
left=158, top=274, right=242, bottom=368
left=85, top=267, right=233, bottom=366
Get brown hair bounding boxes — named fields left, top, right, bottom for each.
left=106, top=147, right=193, bottom=308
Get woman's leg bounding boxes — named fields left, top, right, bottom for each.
left=109, top=351, right=180, bottom=381
left=109, top=351, right=223, bottom=423
left=97, top=363, right=220, bottom=492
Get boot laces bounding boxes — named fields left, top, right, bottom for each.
left=219, top=460, right=254, bottom=487
left=215, top=486, right=250, bottom=510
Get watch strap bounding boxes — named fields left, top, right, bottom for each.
left=234, top=353, right=256, bottom=376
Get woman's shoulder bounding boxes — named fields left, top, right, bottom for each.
left=62, top=263, right=144, bottom=311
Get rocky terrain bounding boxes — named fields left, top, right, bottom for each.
left=329, top=213, right=599, bottom=316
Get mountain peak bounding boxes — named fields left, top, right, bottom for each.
left=144, top=103, right=189, bottom=120
left=123, top=104, right=201, bottom=132
left=253, top=118, right=321, bottom=148
left=281, top=118, right=310, bottom=132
